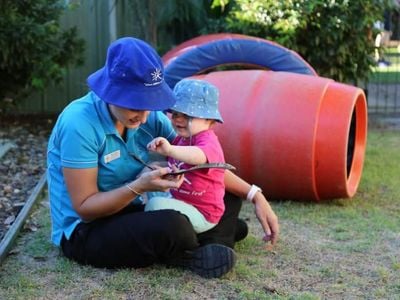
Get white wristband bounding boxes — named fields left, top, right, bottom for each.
left=246, top=184, right=262, bottom=203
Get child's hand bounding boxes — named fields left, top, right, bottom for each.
left=147, top=137, right=171, bottom=156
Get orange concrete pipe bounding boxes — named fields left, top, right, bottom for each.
left=194, top=70, right=368, bottom=201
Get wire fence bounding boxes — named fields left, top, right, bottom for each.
left=366, top=43, right=400, bottom=115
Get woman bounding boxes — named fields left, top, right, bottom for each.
left=47, top=37, right=279, bottom=278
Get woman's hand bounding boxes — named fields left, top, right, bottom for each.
left=136, top=161, right=168, bottom=177
left=135, top=166, right=184, bottom=193
left=63, top=166, right=184, bottom=222
left=252, top=192, right=279, bottom=246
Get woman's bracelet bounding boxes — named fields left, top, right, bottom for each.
left=126, top=183, right=142, bottom=196
left=247, top=184, right=262, bottom=203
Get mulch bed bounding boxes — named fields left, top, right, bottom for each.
left=0, top=115, right=55, bottom=242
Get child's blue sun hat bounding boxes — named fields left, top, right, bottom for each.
left=171, top=79, right=223, bottom=123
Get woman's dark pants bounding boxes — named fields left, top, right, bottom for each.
left=61, top=193, right=242, bottom=268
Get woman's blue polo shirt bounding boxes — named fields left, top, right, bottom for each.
left=47, top=92, right=176, bottom=246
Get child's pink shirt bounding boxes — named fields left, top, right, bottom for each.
left=169, top=129, right=225, bottom=223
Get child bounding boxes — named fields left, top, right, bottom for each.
left=145, top=79, right=225, bottom=233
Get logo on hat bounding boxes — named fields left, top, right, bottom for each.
left=144, top=68, right=163, bottom=86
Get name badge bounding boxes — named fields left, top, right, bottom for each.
left=104, top=150, right=120, bottom=163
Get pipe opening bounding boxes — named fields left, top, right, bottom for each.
left=346, top=109, right=356, bottom=178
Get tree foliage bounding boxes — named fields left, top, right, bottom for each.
left=203, top=0, right=391, bottom=84
left=127, top=0, right=207, bottom=53
left=0, top=0, right=84, bottom=109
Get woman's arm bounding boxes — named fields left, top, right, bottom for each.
left=224, top=170, right=280, bottom=246
left=63, top=166, right=184, bottom=222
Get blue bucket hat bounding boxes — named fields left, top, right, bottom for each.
left=87, top=37, right=176, bottom=111
left=170, top=79, right=223, bottom=123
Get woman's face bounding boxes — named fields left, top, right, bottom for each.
left=170, top=112, right=212, bottom=138
left=109, top=104, right=150, bottom=129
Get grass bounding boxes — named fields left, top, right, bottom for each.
left=370, top=65, right=400, bottom=84
left=0, top=128, right=399, bottom=299
left=370, top=46, right=400, bottom=84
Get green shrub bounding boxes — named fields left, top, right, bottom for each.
left=127, top=0, right=208, bottom=54
left=203, top=0, right=391, bottom=84
left=291, top=0, right=387, bottom=84
left=0, top=0, right=84, bottom=110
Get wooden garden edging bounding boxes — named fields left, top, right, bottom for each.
left=0, top=173, right=47, bottom=264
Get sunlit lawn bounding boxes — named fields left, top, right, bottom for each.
left=370, top=46, right=400, bottom=84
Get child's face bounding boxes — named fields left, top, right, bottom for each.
left=170, top=112, right=213, bottom=138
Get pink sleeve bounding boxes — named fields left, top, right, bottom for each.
left=194, top=131, right=225, bottom=164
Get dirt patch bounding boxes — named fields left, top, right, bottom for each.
left=0, top=116, right=55, bottom=242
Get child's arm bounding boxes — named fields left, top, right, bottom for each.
left=147, top=137, right=207, bottom=165
left=224, top=170, right=279, bottom=246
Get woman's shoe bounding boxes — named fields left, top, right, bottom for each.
left=166, top=243, right=236, bottom=278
